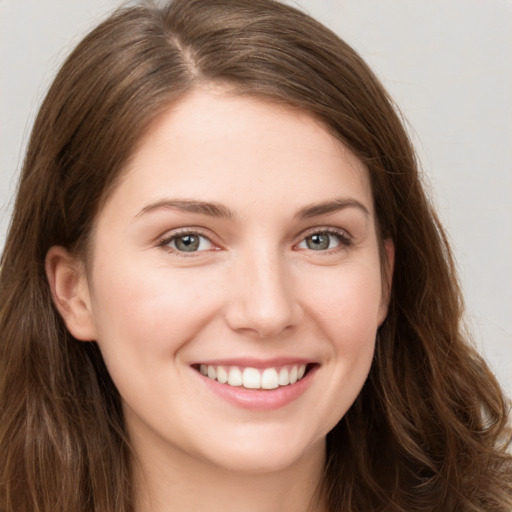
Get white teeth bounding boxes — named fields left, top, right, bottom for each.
left=261, top=368, right=279, bottom=389
left=199, top=363, right=308, bottom=389
left=243, top=367, right=261, bottom=389
left=216, top=366, right=228, bottom=384
left=289, top=366, right=298, bottom=384
left=227, top=367, right=243, bottom=387
left=278, top=367, right=290, bottom=386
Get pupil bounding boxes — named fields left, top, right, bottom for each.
left=307, top=233, right=329, bottom=250
left=176, top=235, right=199, bottom=252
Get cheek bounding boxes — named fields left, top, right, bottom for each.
left=300, top=260, right=384, bottom=339
left=88, top=262, right=223, bottom=364
left=298, top=265, right=382, bottom=429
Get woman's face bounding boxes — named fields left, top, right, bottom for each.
left=63, top=88, right=392, bottom=474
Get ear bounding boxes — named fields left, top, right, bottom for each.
left=45, top=246, right=98, bottom=341
left=378, top=238, right=395, bottom=325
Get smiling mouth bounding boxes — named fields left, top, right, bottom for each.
left=193, top=363, right=314, bottom=390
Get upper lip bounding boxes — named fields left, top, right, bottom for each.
left=190, top=357, right=315, bottom=369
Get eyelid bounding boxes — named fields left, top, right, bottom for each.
left=299, top=225, right=351, bottom=238
left=294, top=226, right=353, bottom=252
left=157, top=227, right=221, bottom=254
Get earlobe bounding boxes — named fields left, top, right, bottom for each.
left=45, top=246, right=97, bottom=341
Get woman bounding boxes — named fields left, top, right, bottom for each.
left=0, top=0, right=510, bottom=510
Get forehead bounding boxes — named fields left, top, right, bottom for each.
left=98, top=87, right=373, bottom=223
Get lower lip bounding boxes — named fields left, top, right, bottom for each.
left=195, top=366, right=318, bottom=411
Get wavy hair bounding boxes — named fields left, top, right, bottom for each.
left=1, top=0, right=510, bottom=510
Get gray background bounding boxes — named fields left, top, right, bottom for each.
left=1, top=0, right=511, bottom=394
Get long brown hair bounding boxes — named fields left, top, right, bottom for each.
left=1, top=0, right=510, bottom=510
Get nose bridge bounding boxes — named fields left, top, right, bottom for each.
left=225, top=242, right=300, bottom=337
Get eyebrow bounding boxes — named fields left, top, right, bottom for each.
left=137, top=199, right=235, bottom=219
left=293, top=198, right=370, bottom=220
left=136, top=197, right=369, bottom=220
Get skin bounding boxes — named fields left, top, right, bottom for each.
left=47, top=86, right=393, bottom=512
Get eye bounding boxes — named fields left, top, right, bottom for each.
left=297, top=229, right=351, bottom=252
left=162, top=232, right=214, bottom=253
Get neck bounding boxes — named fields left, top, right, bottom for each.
left=132, top=435, right=327, bottom=512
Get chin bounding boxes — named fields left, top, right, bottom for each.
left=197, top=424, right=326, bottom=475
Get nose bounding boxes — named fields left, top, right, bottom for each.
left=224, top=249, right=303, bottom=338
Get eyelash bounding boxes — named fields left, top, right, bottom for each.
left=158, top=228, right=217, bottom=255
left=157, top=227, right=352, bottom=256
left=295, top=227, right=353, bottom=254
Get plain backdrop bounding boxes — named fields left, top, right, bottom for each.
left=1, top=0, right=511, bottom=395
